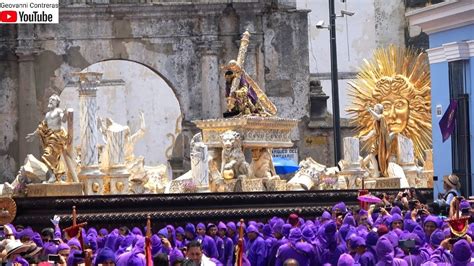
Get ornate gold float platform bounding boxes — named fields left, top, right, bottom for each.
left=194, top=117, right=298, bottom=148
left=26, top=183, right=83, bottom=197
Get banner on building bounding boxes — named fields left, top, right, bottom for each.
left=439, top=99, right=458, bottom=142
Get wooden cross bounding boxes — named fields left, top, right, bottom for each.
left=228, top=30, right=250, bottom=94
left=145, top=215, right=153, bottom=266
left=236, top=218, right=245, bottom=266
left=146, top=215, right=151, bottom=238
left=63, top=206, right=91, bottom=266
left=63, top=206, right=87, bottom=240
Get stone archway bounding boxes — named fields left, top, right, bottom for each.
left=60, top=60, right=182, bottom=167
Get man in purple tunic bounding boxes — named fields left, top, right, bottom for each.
left=452, top=239, right=474, bottom=266
left=267, top=219, right=287, bottom=266
left=425, top=229, right=444, bottom=254
left=184, top=223, right=219, bottom=260
left=262, top=223, right=276, bottom=265
left=208, top=223, right=225, bottom=264
left=218, top=222, right=234, bottom=266
left=375, top=236, right=408, bottom=266
left=423, top=215, right=440, bottom=241
left=115, top=236, right=146, bottom=266
left=275, top=228, right=318, bottom=266
left=156, top=227, right=184, bottom=265
left=95, top=247, right=116, bottom=266
left=337, top=253, right=355, bottom=266
left=245, top=225, right=266, bottom=266
left=320, top=211, right=331, bottom=225
left=365, top=231, right=379, bottom=260
left=320, top=221, right=339, bottom=265
left=226, top=222, right=238, bottom=245
left=399, top=232, right=430, bottom=265
left=351, top=236, right=376, bottom=266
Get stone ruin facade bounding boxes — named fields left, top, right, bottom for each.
left=0, top=0, right=354, bottom=182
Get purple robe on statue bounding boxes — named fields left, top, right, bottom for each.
left=225, top=75, right=258, bottom=105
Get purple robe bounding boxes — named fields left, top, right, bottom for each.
left=375, top=236, right=409, bottom=266
left=54, top=225, right=62, bottom=240
left=197, top=235, right=219, bottom=259
left=225, top=75, right=258, bottom=105
left=267, top=238, right=288, bottom=266
left=115, top=251, right=146, bottom=266
left=246, top=236, right=266, bottom=266
left=375, top=258, right=408, bottom=266
left=214, top=235, right=225, bottom=264
left=429, top=247, right=453, bottom=264
left=160, top=246, right=184, bottom=265
left=332, top=243, right=348, bottom=265
left=403, top=254, right=425, bottom=266
left=221, top=236, right=234, bottom=266
left=175, top=239, right=184, bottom=249
left=275, top=242, right=317, bottom=266
left=12, top=256, right=29, bottom=266
left=319, top=229, right=338, bottom=265
left=355, top=251, right=376, bottom=266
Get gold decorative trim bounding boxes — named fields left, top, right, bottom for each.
left=0, top=197, right=16, bottom=225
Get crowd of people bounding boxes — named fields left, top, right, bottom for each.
left=0, top=176, right=472, bottom=266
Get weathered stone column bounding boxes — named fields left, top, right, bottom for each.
left=16, top=50, right=39, bottom=162
left=343, top=137, right=361, bottom=169
left=339, top=137, right=367, bottom=189
left=16, top=24, right=40, bottom=162
left=76, top=72, right=102, bottom=175
left=397, top=134, right=420, bottom=187
left=199, top=40, right=222, bottom=118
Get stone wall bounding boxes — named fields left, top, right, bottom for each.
left=60, top=60, right=183, bottom=167
left=298, top=0, right=409, bottom=119
left=0, top=1, right=311, bottom=181
left=0, top=25, right=20, bottom=183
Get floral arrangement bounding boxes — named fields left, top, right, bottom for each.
left=183, top=180, right=197, bottom=193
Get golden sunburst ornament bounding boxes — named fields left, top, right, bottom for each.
left=347, top=45, right=431, bottom=163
